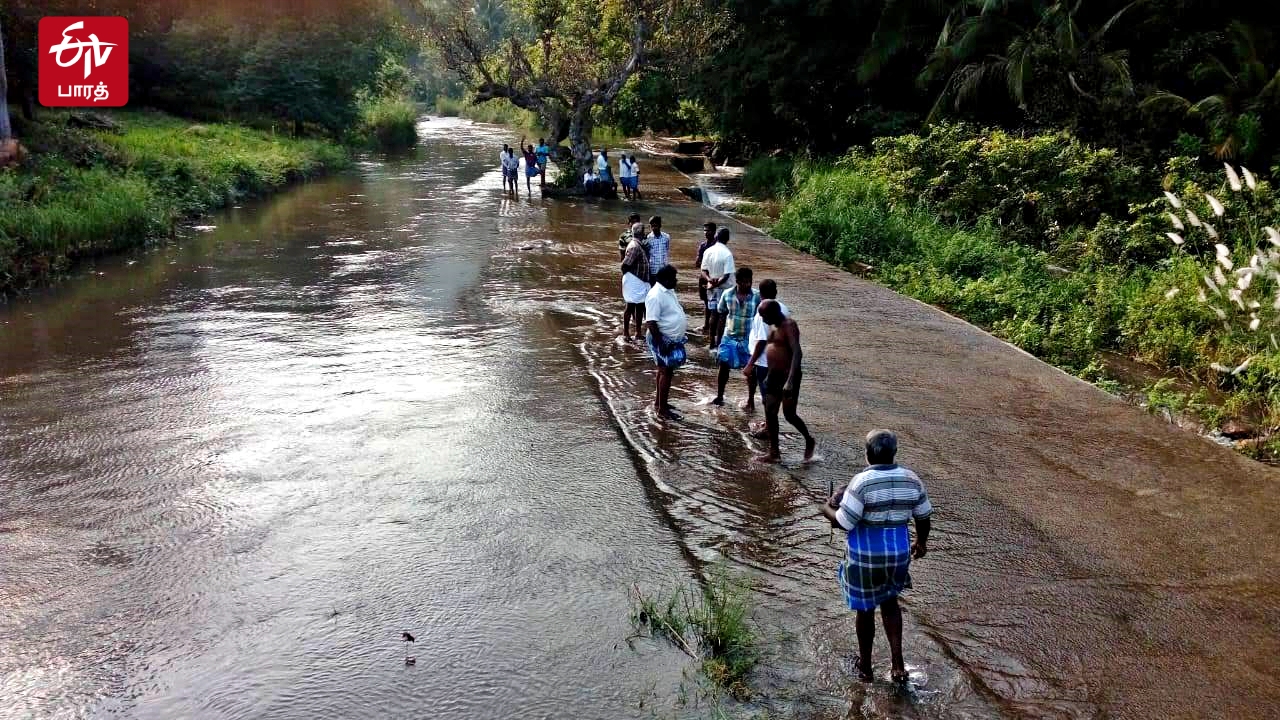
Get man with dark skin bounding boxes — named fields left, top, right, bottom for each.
left=695, top=222, right=716, bottom=334
left=749, top=299, right=815, bottom=461
left=821, top=430, right=933, bottom=685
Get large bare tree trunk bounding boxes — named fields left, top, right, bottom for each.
left=567, top=104, right=594, bottom=181
left=1, top=15, right=13, bottom=142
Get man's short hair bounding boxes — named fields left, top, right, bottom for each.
left=628, top=213, right=642, bottom=223
left=715, top=227, right=730, bottom=243
left=704, top=221, right=717, bottom=230
left=655, top=264, right=677, bottom=284
left=735, top=267, right=753, bottom=285
left=865, top=430, right=898, bottom=465
left=631, top=222, right=646, bottom=237
left=649, top=215, right=662, bottom=226
left=759, top=279, right=777, bottom=299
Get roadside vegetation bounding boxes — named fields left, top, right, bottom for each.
left=752, top=126, right=1280, bottom=457
left=0, top=110, right=348, bottom=291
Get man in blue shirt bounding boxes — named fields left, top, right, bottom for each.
left=535, top=138, right=551, bottom=186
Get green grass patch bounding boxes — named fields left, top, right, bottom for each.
left=0, top=109, right=349, bottom=293
left=630, top=569, right=759, bottom=699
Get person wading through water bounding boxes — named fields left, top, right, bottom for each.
left=712, top=268, right=760, bottom=408
left=644, top=264, right=687, bottom=420
left=619, top=213, right=642, bottom=261
left=700, top=227, right=735, bottom=348
left=750, top=299, right=816, bottom=461
left=620, top=223, right=651, bottom=342
left=822, top=430, right=933, bottom=686
left=695, top=222, right=717, bottom=334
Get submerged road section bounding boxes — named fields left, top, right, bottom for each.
left=2, top=117, right=1277, bottom=719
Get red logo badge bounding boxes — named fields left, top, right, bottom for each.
left=39, top=17, right=129, bottom=108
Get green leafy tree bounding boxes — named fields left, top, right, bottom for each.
left=427, top=0, right=721, bottom=183
left=1142, top=22, right=1280, bottom=160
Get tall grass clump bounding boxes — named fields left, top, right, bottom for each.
left=742, top=156, right=796, bottom=200
left=0, top=109, right=348, bottom=294
left=356, top=98, right=420, bottom=149
left=630, top=570, right=759, bottom=698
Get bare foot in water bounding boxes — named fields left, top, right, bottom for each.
left=710, top=397, right=725, bottom=406
left=741, top=400, right=755, bottom=413
left=754, top=453, right=782, bottom=464
left=804, top=437, right=816, bottom=461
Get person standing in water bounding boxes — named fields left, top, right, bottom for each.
left=618, top=154, right=635, bottom=200
left=712, top=268, right=759, bottom=408
left=822, top=430, right=932, bottom=685
left=644, top=264, right=687, bottom=420
left=695, top=222, right=717, bottom=334
left=699, top=227, right=736, bottom=348
left=535, top=138, right=551, bottom=186
left=522, top=143, right=540, bottom=196
left=621, top=223, right=651, bottom=342
left=629, top=155, right=642, bottom=199
left=752, top=299, right=815, bottom=461
left=646, top=216, right=671, bottom=280
left=597, top=148, right=615, bottom=192
left=743, top=279, right=788, bottom=414
left=501, top=145, right=520, bottom=197
left=619, top=213, right=643, bottom=261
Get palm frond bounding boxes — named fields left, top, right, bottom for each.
left=1139, top=91, right=1191, bottom=113
left=1099, top=51, right=1133, bottom=96
left=1089, top=0, right=1142, bottom=47
left=1007, top=36, right=1034, bottom=106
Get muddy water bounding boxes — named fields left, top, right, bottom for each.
left=4, top=117, right=1280, bottom=720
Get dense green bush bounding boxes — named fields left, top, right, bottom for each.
left=866, top=124, right=1149, bottom=254
left=356, top=98, right=420, bottom=150
left=772, top=126, right=1280, bottom=433
left=741, top=156, right=796, bottom=200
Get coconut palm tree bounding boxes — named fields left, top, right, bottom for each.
left=1141, top=21, right=1280, bottom=160
left=920, top=0, right=1138, bottom=122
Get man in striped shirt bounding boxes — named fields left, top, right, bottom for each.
left=822, top=429, right=933, bottom=685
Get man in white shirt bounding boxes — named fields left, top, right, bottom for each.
left=744, top=279, right=789, bottom=413
left=699, top=227, right=736, bottom=348
left=500, top=145, right=520, bottom=197
left=644, top=264, right=687, bottom=420
left=618, top=155, right=634, bottom=200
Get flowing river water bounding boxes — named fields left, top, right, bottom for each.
left=3, top=118, right=1279, bottom=719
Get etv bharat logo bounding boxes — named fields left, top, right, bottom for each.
left=39, top=17, right=129, bottom=107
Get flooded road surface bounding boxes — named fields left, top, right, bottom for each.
left=4, top=117, right=1280, bottom=719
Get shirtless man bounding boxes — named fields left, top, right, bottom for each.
left=747, top=299, right=815, bottom=462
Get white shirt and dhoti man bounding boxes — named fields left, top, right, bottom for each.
left=645, top=284, right=687, bottom=342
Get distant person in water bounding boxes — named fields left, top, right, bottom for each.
left=695, top=222, right=717, bottom=333
left=501, top=144, right=520, bottom=197
left=620, top=213, right=643, bottom=261
left=700, top=227, right=736, bottom=348
left=535, top=138, right=551, bottom=186
left=822, top=430, right=932, bottom=685
left=713, top=268, right=760, bottom=409
left=744, top=279, right=787, bottom=414
left=644, top=264, right=687, bottom=420
left=621, top=223, right=651, bottom=342
left=619, top=154, right=635, bottom=200
left=750, top=299, right=815, bottom=461
left=646, top=216, right=671, bottom=279
left=597, top=149, right=614, bottom=187
left=523, top=143, right=540, bottom=195
left=629, top=155, right=642, bottom=199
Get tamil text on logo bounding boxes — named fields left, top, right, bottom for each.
left=38, top=17, right=129, bottom=108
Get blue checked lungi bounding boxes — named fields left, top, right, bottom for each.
left=717, top=334, right=752, bottom=369
left=647, top=334, right=687, bottom=368
left=837, top=524, right=913, bottom=611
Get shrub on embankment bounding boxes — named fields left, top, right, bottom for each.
left=767, top=125, right=1280, bottom=453
left=355, top=98, right=420, bottom=150
left=0, top=110, right=349, bottom=294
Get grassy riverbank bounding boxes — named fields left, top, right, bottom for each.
left=749, top=126, right=1280, bottom=458
left=0, top=110, right=350, bottom=295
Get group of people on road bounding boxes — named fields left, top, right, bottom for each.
left=501, top=136, right=552, bottom=198
left=502, top=140, right=640, bottom=200
left=618, top=216, right=814, bottom=463
left=614, top=213, right=934, bottom=687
